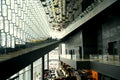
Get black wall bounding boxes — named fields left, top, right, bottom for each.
left=82, top=22, right=98, bottom=59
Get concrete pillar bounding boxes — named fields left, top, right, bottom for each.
left=47, top=53, right=49, bottom=70
left=31, top=63, right=33, bottom=80
left=42, top=56, right=44, bottom=80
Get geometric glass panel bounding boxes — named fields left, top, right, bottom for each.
left=2, top=4, right=7, bottom=17
left=5, top=19, right=9, bottom=32
left=1, top=32, right=6, bottom=47
left=0, top=16, right=3, bottom=30
left=8, top=9, right=12, bottom=20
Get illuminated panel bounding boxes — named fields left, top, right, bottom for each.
left=2, top=4, right=7, bottom=17
left=4, top=19, right=9, bottom=32
left=8, top=8, right=12, bottom=20
left=0, top=0, right=1, bottom=15
left=0, top=16, right=3, bottom=30
left=9, top=22, right=14, bottom=35
left=1, top=32, right=6, bottom=47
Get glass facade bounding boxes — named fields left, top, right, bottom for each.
left=8, top=65, right=31, bottom=80
left=33, top=58, right=42, bottom=80
left=44, top=54, right=48, bottom=70
left=49, top=47, right=60, bottom=69
left=8, top=58, right=43, bottom=80
left=0, top=0, right=51, bottom=49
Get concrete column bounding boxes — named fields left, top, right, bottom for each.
left=31, top=63, right=33, bottom=80
left=42, top=56, right=44, bottom=80
left=47, top=53, right=49, bottom=70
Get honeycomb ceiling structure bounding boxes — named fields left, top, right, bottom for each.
left=41, top=0, right=82, bottom=31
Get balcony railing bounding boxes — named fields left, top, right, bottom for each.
left=90, top=54, right=120, bottom=66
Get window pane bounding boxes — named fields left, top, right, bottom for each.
left=1, top=32, right=6, bottom=47
left=15, top=16, right=19, bottom=26
left=17, top=28, right=21, bottom=38
left=23, top=32, right=26, bottom=42
left=0, top=16, right=3, bottom=30
left=21, top=10, right=24, bottom=19
left=8, top=8, right=12, bottom=20
left=2, top=0, right=5, bottom=4
left=21, top=21, right=24, bottom=30
left=11, top=0, right=15, bottom=9
left=11, top=37, right=15, bottom=48
left=2, top=4, right=7, bottom=16
left=14, top=27, right=17, bottom=37
left=15, top=3, right=18, bottom=13
left=17, top=0, right=20, bottom=5
left=0, top=0, right=1, bottom=15
left=12, top=13, right=15, bottom=23
left=18, top=8, right=21, bottom=17
left=6, top=0, right=11, bottom=5
left=7, top=34, right=11, bottom=47
left=20, top=0, right=23, bottom=8
left=23, top=3, right=26, bottom=12
left=18, top=19, right=21, bottom=28
left=10, top=23, right=14, bottom=35
left=5, top=19, right=9, bottom=32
